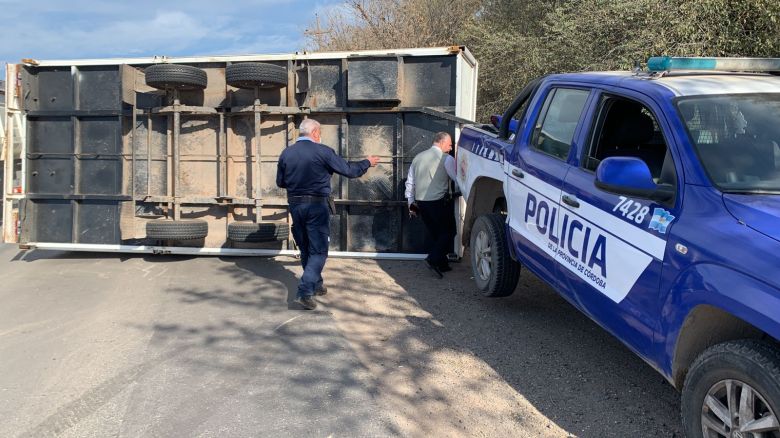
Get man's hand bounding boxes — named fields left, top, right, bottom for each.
left=409, top=202, right=419, bottom=218
left=366, top=156, right=380, bottom=167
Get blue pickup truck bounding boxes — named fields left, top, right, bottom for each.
left=456, top=57, right=780, bottom=437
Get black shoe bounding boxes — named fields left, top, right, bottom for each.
left=315, top=284, right=328, bottom=296
left=425, top=259, right=443, bottom=279
left=296, top=296, right=318, bottom=310
left=439, top=264, right=452, bottom=273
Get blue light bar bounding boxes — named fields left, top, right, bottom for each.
left=647, top=56, right=780, bottom=73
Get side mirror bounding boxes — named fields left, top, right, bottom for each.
left=595, top=157, right=674, bottom=203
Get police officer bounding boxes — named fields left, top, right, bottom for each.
left=277, top=118, right=379, bottom=310
left=404, top=132, right=457, bottom=278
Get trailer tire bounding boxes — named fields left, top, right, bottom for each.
left=228, top=222, right=289, bottom=242
left=145, top=64, right=208, bottom=90
left=146, top=220, right=208, bottom=240
left=226, top=63, right=288, bottom=89
left=470, top=213, right=520, bottom=297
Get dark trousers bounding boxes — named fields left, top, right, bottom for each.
left=417, top=197, right=456, bottom=268
left=289, top=201, right=330, bottom=298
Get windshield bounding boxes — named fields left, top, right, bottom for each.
left=678, top=93, right=780, bottom=193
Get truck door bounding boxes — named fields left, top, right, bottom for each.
left=560, top=91, right=680, bottom=359
left=504, top=86, right=591, bottom=287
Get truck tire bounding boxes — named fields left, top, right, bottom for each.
left=228, top=222, right=289, bottom=242
left=145, top=64, right=208, bottom=90
left=682, top=340, right=780, bottom=438
left=146, top=220, right=208, bottom=240
left=470, top=214, right=520, bottom=297
left=226, top=63, right=288, bottom=89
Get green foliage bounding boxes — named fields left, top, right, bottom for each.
left=307, top=0, right=780, bottom=121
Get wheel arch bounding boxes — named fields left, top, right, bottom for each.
left=671, top=304, right=766, bottom=389
left=462, top=176, right=505, bottom=247
left=662, top=263, right=780, bottom=390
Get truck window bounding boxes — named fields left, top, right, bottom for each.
left=585, top=96, right=675, bottom=185
left=530, top=88, right=590, bottom=160
left=678, top=94, right=780, bottom=192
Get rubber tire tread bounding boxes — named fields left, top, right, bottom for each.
left=470, top=213, right=520, bottom=297
left=145, top=64, right=208, bottom=90
left=681, top=339, right=780, bottom=438
left=146, top=220, right=208, bottom=240
left=226, top=63, right=288, bottom=89
left=228, top=222, right=289, bottom=242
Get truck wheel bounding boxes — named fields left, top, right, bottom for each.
left=145, top=64, right=208, bottom=90
left=682, top=340, right=780, bottom=438
left=226, top=63, right=288, bottom=89
left=228, top=222, right=289, bottom=242
left=146, top=220, right=208, bottom=240
left=470, top=214, right=520, bottom=297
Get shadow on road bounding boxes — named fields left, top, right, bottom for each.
left=6, top=249, right=396, bottom=437
left=321, top=255, right=682, bottom=437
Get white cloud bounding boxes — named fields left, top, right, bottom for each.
left=0, top=0, right=341, bottom=65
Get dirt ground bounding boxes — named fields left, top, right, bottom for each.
left=317, top=255, right=683, bottom=437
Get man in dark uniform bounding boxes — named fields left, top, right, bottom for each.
left=277, top=118, right=379, bottom=310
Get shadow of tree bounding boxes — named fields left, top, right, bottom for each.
left=316, top=257, right=682, bottom=437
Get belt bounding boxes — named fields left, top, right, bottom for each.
left=416, top=197, right=448, bottom=203
left=288, top=195, right=329, bottom=203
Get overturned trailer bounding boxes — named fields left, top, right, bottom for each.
left=1, top=47, right=478, bottom=257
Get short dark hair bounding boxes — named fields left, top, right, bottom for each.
left=433, top=132, right=451, bottom=144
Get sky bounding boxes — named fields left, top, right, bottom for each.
left=0, top=0, right=345, bottom=66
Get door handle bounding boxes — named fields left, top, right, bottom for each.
left=562, top=194, right=580, bottom=208
left=511, top=169, right=524, bottom=178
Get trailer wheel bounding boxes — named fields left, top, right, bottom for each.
left=146, top=220, right=208, bottom=240
left=470, top=213, right=520, bottom=297
left=682, top=340, right=780, bottom=438
left=226, top=63, right=288, bottom=89
left=228, top=222, right=289, bottom=242
left=144, top=64, right=208, bottom=90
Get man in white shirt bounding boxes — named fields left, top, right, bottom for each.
left=404, top=132, right=457, bottom=278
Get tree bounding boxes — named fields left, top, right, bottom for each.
left=306, top=0, right=780, bottom=121
left=307, top=0, right=481, bottom=51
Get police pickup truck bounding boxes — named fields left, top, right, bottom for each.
left=456, top=57, right=780, bottom=437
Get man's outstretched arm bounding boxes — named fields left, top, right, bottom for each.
left=325, top=148, right=379, bottom=177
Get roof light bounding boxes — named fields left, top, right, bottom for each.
left=647, top=56, right=780, bottom=73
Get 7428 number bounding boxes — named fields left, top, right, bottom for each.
left=612, top=196, right=649, bottom=224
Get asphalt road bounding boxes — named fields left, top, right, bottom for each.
left=0, top=243, right=683, bottom=437
left=0, top=244, right=393, bottom=437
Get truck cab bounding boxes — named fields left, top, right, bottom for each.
left=457, top=58, right=780, bottom=437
